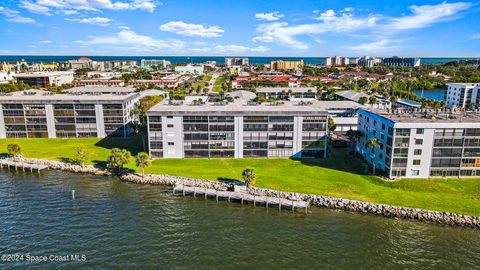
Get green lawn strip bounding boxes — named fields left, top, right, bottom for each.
left=0, top=138, right=479, bottom=216
left=212, top=74, right=227, bottom=92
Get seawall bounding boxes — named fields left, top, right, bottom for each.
left=2, top=156, right=479, bottom=229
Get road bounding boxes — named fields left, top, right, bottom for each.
left=207, top=68, right=222, bottom=93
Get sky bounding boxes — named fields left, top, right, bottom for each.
left=0, top=0, right=479, bottom=57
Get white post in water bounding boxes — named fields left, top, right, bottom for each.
left=71, top=190, right=75, bottom=200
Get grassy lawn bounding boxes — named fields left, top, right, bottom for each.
left=1, top=137, right=479, bottom=216
left=190, top=74, right=212, bottom=91
left=212, top=74, right=227, bottom=92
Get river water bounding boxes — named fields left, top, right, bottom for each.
left=1, top=171, right=479, bottom=269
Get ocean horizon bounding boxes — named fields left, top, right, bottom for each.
left=0, top=55, right=479, bottom=65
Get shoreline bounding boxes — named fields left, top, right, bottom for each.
left=2, top=156, right=479, bottom=229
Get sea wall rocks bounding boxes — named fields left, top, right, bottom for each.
left=2, top=156, right=478, bottom=228
left=119, top=172, right=230, bottom=191
left=248, top=187, right=480, bottom=228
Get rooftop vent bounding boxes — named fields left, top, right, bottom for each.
left=168, top=100, right=184, bottom=106
left=297, top=100, right=313, bottom=106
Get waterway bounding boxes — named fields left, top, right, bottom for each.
left=1, top=171, right=479, bottom=269
left=414, top=88, right=446, bottom=101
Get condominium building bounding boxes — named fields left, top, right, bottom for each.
left=445, top=83, right=480, bottom=107
left=15, top=71, right=74, bottom=87
left=140, top=59, right=171, bottom=68
left=147, top=99, right=330, bottom=159
left=270, top=60, right=304, bottom=71
left=382, top=56, right=421, bottom=67
left=358, top=108, right=480, bottom=179
left=174, top=65, right=204, bottom=75
left=73, top=79, right=125, bottom=87
left=256, top=87, right=317, bottom=99
left=225, top=58, right=249, bottom=66
left=0, top=89, right=140, bottom=138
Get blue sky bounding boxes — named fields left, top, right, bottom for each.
left=0, top=0, right=479, bottom=56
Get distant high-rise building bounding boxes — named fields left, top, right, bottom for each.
left=358, top=56, right=381, bottom=68
left=225, top=58, right=249, bottom=66
left=382, top=56, right=421, bottom=67
left=445, top=83, right=480, bottom=108
left=270, top=60, right=304, bottom=70
left=141, top=59, right=171, bottom=68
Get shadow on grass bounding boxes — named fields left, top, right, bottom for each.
left=217, top=177, right=242, bottom=184
left=94, top=133, right=145, bottom=155
left=59, top=157, right=75, bottom=164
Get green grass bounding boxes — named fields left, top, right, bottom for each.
left=1, top=137, right=479, bottom=216
left=190, top=74, right=212, bottom=91
left=212, top=74, right=227, bottom=92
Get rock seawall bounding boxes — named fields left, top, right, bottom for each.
left=2, top=156, right=479, bottom=228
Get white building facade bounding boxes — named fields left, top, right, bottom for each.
left=147, top=100, right=329, bottom=159
left=358, top=109, right=480, bottom=179
left=446, top=83, right=480, bottom=108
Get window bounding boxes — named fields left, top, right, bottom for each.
left=411, top=170, right=420, bottom=176
left=167, top=124, right=174, bottom=128
left=413, top=159, right=421, bottom=165
left=414, top=149, right=422, bottom=155
left=167, top=142, right=174, bottom=146
left=416, top=128, right=424, bottom=134
left=382, top=124, right=385, bottom=130
left=167, top=116, right=173, bottom=119
left=415, top=139, right=423, bottom=145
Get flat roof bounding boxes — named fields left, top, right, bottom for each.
left=335, top=90, right=368, bottom=103
left=148, top=100, right=360, bottom=116
left=256, top=87, right=316, bottom=93
left=14, top=71, right=74, bottom=77
left=359, top=108, right=480, bottom=124
left=0, top=89, right=139, bottom=103
left=65, top=86, right=136, bottom=94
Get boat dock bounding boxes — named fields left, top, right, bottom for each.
left=0, top=160, right=48, bottom=173
left=173, top=183, right=309, bottom=213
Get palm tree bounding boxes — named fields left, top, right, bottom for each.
left=346, top=130, right=363, bottom=153
left=135, top=152, right=151, bottom=179
left=242, top=167, right=256, bottom=188
left=366, top=138, right=380, bottom=175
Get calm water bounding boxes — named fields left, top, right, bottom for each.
left=415, top=88, right=446, bottom=101
left=1, top=171, right=479, bottom=269
left=0, top=55, right=477, bottom=65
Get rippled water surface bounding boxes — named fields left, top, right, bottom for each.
left=1, top=171, right=479, bottom=269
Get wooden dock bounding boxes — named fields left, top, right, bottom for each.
left=0, top=160, right=48, bottom=173
left=173, top=183, right=309, bottom=213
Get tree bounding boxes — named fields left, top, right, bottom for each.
left=327, top=117, right=336, bottom=134
left=107, top=148, right=132, bottom=173
left=242, top=167, right=256, bottom=188
left=73, top=146, right=91, bottom=167
left=346, top=130, right=363, bottom=152
left=366, top=138, right=381, bottom=175
left=7, top=143, right=21, bottom=157
left=135, top=152, right=151, bottom=179
left=390, top=96, right=398, bottom=106
left=368, top=96, right=377, bottom=108
left=359, top=96, right=368, bottom=105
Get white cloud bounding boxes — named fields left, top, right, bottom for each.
left=80, top=30, right=185, bottom=52
left=472, top=34, right=480, bottom=40
left=255, top=11, right=284, bottom=21
left=253, top=2, right=472, bottom=50
left=67, top=17, right=113, bottom=26
left=384, top=1, right=472, bottom=31
left=214, top=44, right=270, bottom=53
left=19, top=0, right=51, bottom=15
left=0, top=6, right=36, bottom=24
left=160, top=21, right=224, bottom=37
left=19, top=0, right=157, bottom=14
left=347, top=38, right=402, bottom=53
left=42, top=40, right=52, bottom=43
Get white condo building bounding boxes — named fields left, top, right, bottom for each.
left=0, top=89, right=147, bottom=138
left=446, top=83, right=480, bottom=108
left=147, top=99, right=332, bottom=159
left=358, top=108, right=480, bottom=179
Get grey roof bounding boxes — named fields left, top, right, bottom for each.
left=147, top=100, right=360, bottom=116
left=65, top=86, right=136, bottom=94
left=256, top=87, right=316, bottom=93
left=0, top=89, right=138, bottom=104
left=14, top=71, right=74, bottom=77
left=335, top=90, right=369, bottom=103
left=226, top=90, right=256, bottom=101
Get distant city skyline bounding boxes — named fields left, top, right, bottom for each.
left=0, top=0, right=479, bottom=57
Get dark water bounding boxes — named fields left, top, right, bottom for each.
left=414, top=88, right=446, bottom=101
left=0, top=55, right=477, bottom=65
left=1, top=171, right=479, bottom=269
